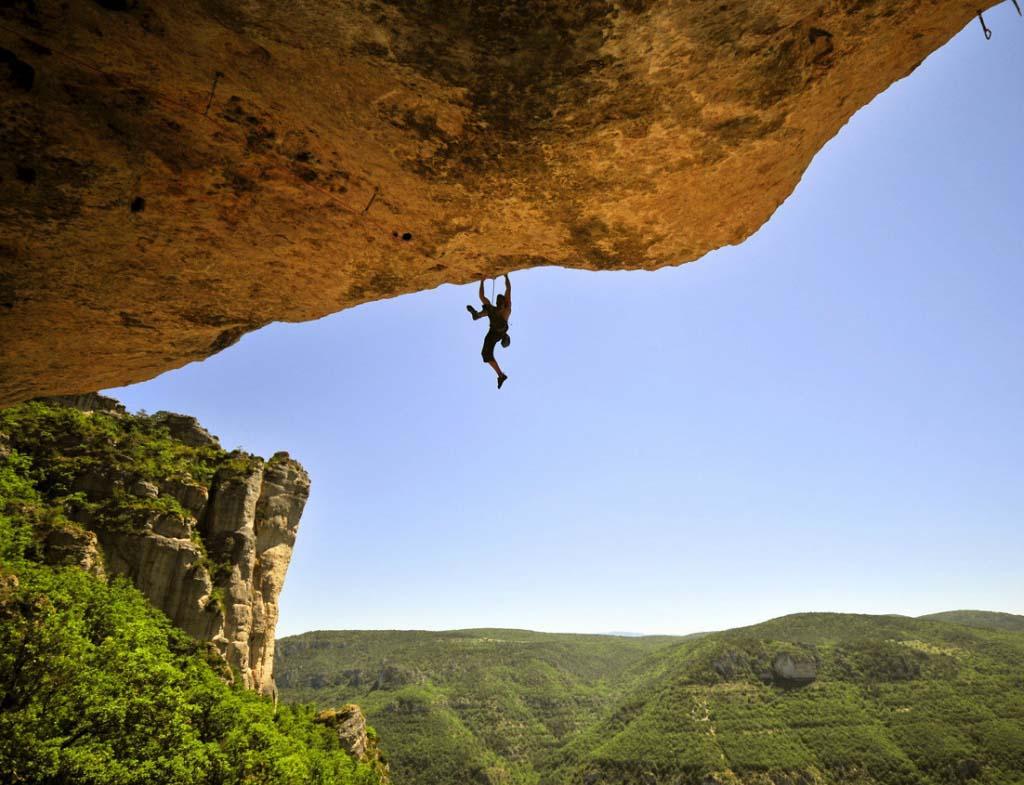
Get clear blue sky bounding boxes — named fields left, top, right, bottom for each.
left=109, top=12, right=1024, bottom=637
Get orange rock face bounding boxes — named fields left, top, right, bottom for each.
left=0, top=0, right=989, bottom=405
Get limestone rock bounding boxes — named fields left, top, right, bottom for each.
left=316, top=704, right=390, bottom=781
left=151, top=412, right=221, bottom=448
left=36, top=524, right=105, bottom=578
left=712, top=650, right=748, bottom=680
left=160, top=477, right=209, bottom=519
left=38, top=394, right=126, bottom=416
left=771, top=652, right=818, bottom=685
left=195, top=454, right=311, bottom=692
left=249, top=454, right=310, bottom=692
left=71, top=468, right=125, bottom=500
left=131, top=479, right=161, bottom=499
left=317, top=705, right=372, bottom=761
left=9, top=397, right=310, bottom=695
left=95, top=453, right=310, bottom=694
left=98, top=526, right=219, bottom=637
left=150, top=511, right=192, bottom=539
left=372, top=665, right=424, bottom=691
left=0, top=0, right=995, bottom=406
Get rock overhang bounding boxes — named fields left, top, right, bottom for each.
left=0, top=0, right=995, bottom=405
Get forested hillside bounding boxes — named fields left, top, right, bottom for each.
left=919, top=611, right=1024, bottom=634
left=277, top=629, right=683, bottom=784
left=277, top=616, right=1024, bottom=785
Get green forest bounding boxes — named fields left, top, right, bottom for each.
left=3, top=399, right=1024, bottom=785
left=0, top=400, right=385, bottom=785
left=276, top=614, right=1024, bottom=785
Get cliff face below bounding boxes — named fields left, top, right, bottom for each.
left=0, top=394, right=310, bottom=694
left=0, top=0, right=992, bottom=405
left=95, top=447, right=309, bottom=694
left=315, top=705, right=391, bottom=784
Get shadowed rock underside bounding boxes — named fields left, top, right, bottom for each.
left=0, top=0, right=992, bottom=404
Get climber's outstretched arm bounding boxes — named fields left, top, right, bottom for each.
left=503, top=274, right=511, bottom=309
left=478, top=279, right=490, bottom=305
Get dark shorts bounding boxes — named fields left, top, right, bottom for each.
left=481, top=330, right=505, bottom=363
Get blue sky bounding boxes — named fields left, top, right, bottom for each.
left=109, top=11, right=1024, bottom=637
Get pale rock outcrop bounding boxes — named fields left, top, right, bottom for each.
left=98, top=524, right=219, bottom=642
left=316, top=705, right=390, bottom=782
left=29, top=395, right=310, bottom=694
left=151, top=412, right=221, bottom=449
left=39, top=394, right=126, bottom=416
left=317, top=705, right=373, bottom=762
left=249, top=453, right=309, bottom=693
left=373, top=665, right=425, bottom=691
left=84, top=456, right=309, bottom=693
left=162, top=477, right=209, bottom=519
left=771, top=652, right=818, bottom=684
left=36, top=524, right=105, bottom=578
left=130, top=479, right=161, bottom=499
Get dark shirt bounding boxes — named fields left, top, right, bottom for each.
left=483, top=304, right=508, bottom=334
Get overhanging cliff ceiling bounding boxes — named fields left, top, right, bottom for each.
left=0, top=0, right=993, bottom=405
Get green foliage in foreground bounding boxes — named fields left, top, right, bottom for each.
left=0, top=416, right=383, bottom=785
left=277, top=616, right=1024, bottom=785
left=0, top=400, right=257, bottom=537
left=0, top=564, right=381, bottom=785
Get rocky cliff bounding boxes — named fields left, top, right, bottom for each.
left=0, top=0, right=996, bottom=405
left=0, top=393, right=309, bottom=694
left=315, top=705, right=391, bottom=784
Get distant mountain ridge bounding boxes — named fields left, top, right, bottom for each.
left=918, top=610, right=1024, bottom=633
left=276, top=612, right=1024, bottom=785
left=605, top=631, right=652, bottom=637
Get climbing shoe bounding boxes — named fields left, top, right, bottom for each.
left=497, top=374, right=508, bottom=390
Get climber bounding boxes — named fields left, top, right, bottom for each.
left=466, top=274, right=511, bottom=389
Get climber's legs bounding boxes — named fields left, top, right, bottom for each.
left=482, top=334, right=508, bottom=389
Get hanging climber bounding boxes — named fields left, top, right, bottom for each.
left=466, top=274, right=511, bottom=389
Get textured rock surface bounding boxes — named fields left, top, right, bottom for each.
left=98, top=456, right=308, bottom=695
left=36, top=522, right=106, bottom=577
left=316, top=705, right=372, bottom=762
left=150, top=411, right=221, bottom=448
left=0, top=0, right=992, bottom=405
left=31, top=395, right=310, bottom=694
left=770, top=651, right=818, bottom=684
left=315, top=704, right=391, bottom=782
